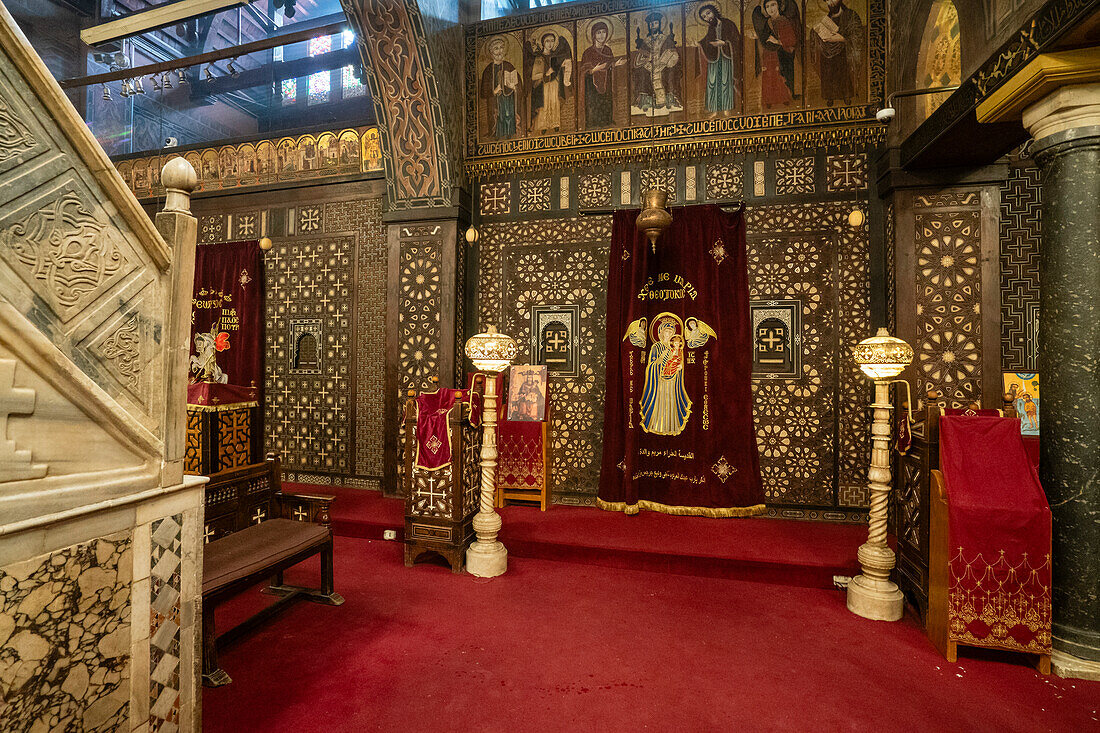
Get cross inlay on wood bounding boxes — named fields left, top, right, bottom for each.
left=546, top=331, right=568, bottom=349
left=204, top=526, right=214, bottom=543
left=760, top=330, right=784, bottom=350
left=0, top=360, right=47, bottom=482
left=252, top=507, right=266, bottom=524
left=293, top=506, right=308, bottom=521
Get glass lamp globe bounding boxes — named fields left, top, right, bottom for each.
left=464, top=325, right=517, bottom=374
left=852, top=328, right=913, bottom=381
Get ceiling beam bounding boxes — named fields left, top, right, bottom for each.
left=81, top=0, right=253, bottom=47
left=61, top=20, right=348, bottom=88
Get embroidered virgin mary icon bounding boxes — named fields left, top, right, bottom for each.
left=623, top=312, right=716, bottom=436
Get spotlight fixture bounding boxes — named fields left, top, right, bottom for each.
left=177, top=69, right=188, bottom=85
left=204, top=66, right=214, bottom=82
left=227, top=58, right=239, bottom=78
left=101, top=83, right=111, bottom=101
left=151, top=74, right=161, bottom=91
left=162, top=72, right=172, bottom=90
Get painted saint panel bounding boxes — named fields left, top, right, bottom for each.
left=686, top=1, right=743, bottom=118
left=744, top=0, right=803, bottom=113
left=256, top=141, right=276, bottom=182
left=578, top=15, right=630, bottom=130
left=477, top=32, right=525, bottom=142
left=507, top=364, right=548, bottom=422
left=805, top=0, right=867, bottom=108
left=238, top=142, right=258, bottom=186
left=219, top=145, right=238, bottom=186
left=628, top=7, right=685, bottom=120
left=524, top=24, right=576, bottom=136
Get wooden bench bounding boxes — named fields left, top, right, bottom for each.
left=201, top=454, right=343, bottom=687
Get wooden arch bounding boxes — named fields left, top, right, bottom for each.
left=891, top=0, right=987, bottom=92
left=340, top=0, right=454, bottom=210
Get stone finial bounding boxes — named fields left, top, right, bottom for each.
left=161, top=156, right=197, bottom=214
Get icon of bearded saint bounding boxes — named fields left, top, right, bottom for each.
left=623, top=312, right=717, bottom=436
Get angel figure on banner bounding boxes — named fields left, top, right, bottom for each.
left=624, top=312, right=717, bottom=436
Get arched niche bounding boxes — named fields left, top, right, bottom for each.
left=915, top=0, right=963, bottom=119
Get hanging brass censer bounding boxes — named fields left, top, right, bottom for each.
left=636, top=188, right=672, bottom=253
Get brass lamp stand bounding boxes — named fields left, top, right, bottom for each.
left=463, top=325, right=517, bottom=578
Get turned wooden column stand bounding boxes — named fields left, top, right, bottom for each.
left=847, top=328, right=913, bottom=621
left=464, top=326, right=517, bottom=578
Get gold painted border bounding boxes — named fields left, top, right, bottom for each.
left=597, top=497, right=766, bottom=518
left=185, top=401, right=258, bottom=412
left=467, top=124, right=886, bottom=178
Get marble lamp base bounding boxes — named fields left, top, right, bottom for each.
left=466, top=541, right=508, bottom=578
left=847, top=574, right=904, bottom=622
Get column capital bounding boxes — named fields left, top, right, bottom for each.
left=1023, top=82, right=1100, bottom=144
left=975, top=48, right=1100, bottom=141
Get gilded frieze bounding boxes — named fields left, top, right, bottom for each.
left=113, top=126, right=383, bottom=200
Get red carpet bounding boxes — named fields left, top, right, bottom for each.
left=289, top=484, right=866, bottom=589
left=203, top=536, right=1099, bottom=733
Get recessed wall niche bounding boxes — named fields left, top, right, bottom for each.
left=289, top=319, right=324, bottom=374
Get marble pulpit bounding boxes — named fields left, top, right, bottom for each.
left=0, top=5, right=205, bottom=730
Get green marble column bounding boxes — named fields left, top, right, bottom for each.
left=1033, top=125, right=1100, bottom=663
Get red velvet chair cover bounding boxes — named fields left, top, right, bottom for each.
left=938, top=416, right=1052, bottom=657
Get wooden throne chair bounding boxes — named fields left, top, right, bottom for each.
left=402, top=387, right=482, bottom=572
left=926, top=414, right=1052, bottom=674
left=894, top=389, right=1003, bottom=622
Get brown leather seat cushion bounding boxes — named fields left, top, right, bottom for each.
left=203, top=518, right=330, bottom=595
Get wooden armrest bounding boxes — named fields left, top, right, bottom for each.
left=930, top=469, right=947, bottom=503
left=275, top=491, right=334, bottom=527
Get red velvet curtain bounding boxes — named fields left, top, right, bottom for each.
left=190, top=240, right=264, bottom=402
left=598, top=205, right=764, bottom=517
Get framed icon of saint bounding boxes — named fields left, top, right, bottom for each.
left=506, top=365, right=548, bottom=422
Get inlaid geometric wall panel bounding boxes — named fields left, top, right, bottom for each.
left=1000, top=160, right=1041, bottom=372
left=775, top=157, right=816, bottom=196
left=746, top=202, right=872, bottom=509
left=826, top=153, right=869, bottom=192
left=705, top=162, right=743, bottom=200
left=747, top=233, right=838, bottom=507
left=480, top=181, right=511, bottom=216
left=264, top=234, right=353, bottom=474
left=913, top=201, right=983, bottom=409
left=480, top=216, right=611, bottom=505
left=639, top=168, right=676, bottom=203
left=518, top=178, right=552, bottom=212
left=327, top=199, right=387, bottom=482
left=578, top=174, right=612, bottom=208
left=397, top=228, right=444, bottom=392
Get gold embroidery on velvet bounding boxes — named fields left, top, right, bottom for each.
left=597, top=497, right=765, bottom=518
left=948, top=547, right=1052, bottom=653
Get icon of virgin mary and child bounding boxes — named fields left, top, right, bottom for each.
left=624, top=312, right=717, bottom=436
